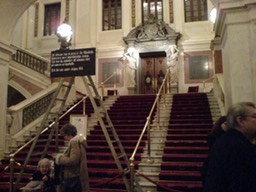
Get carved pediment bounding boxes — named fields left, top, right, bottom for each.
left=124, top=19, right=180, bottom=44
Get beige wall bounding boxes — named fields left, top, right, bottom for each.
left=11, top=0, right=215, bottom=95
left=212, top=0, right=256, bottom=110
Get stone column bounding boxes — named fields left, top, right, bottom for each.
left=212, top=0, right=256, bottom=110
left=0, top=42, right=15, bottom=158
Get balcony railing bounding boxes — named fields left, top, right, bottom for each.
left=11, top=45, right=50, bottom=76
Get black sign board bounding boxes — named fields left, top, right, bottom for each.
left=50, top=48, right=96, bottom=77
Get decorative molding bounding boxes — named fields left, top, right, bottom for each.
left=65, top=0, right=70, bottom=21
left=34, top=3, right=39, bottom=37
left=131, top=0, right=135, bottom=27
left=169, top=0, right=173, bottom=23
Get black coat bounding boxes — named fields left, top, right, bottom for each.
left=203, top=129, right=256, bottom=192
left=32, top=170, right=56, bottom=192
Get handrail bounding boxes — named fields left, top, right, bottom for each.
left=99, top=72, right=117, bottom=97
left=129, top=69, right=170, bottom=192
left=203, top=75, right=215, bottom=92
left=102, top=72, right=116, bottom=84
left=6, top=96, right=88, bottom=191
left=9, top=95, right=87, bottom=157
left=214, top=74, right=226, bottom=115
left=203, top=74, right=226, bottom=114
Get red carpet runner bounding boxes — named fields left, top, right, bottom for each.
left=157, top=93, right=213, bottom=192
left=87, top=94, right=156, bottom=191
left=0, top=93, right=213, bottom=192
left=0, top=95, right=156, bottom=192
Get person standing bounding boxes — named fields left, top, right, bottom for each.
left=207, top=115, right=228, bottom=149
left=203, top=102, right=256, bottom=192
left=201, top=116, right=228, bottom=184
left=55, top=124, right=89, bottom=192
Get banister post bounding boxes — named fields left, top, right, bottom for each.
left=147, top=116, right=151, bottom=157
left=83, top=97, right=86, bottom=115
left=114, top=72, right=117, bottom=96
left=9, top=154, right=14, bottom=192
left=130, top=158, right=135, bottom=192
left=157, top=95, right=160, bottom=129
left=100, top=83, right=104, bottom=100
left=163, top=80, right=166, bottom=104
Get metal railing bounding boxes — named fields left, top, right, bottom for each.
left=99, top=72, right=117, bottom=97
left=203, top=75, right=215, bottom=93
left=213, top=74, right=226, bottom=115
left=129, top=69, right=171, bottom=192
left=6, top=96, right=88, bottom=192
left=203, top=74, right=226, bottom=115
left=7, top=84, right=59, bottom=139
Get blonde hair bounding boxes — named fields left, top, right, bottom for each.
left=37, top=158, right=51, bottom=168
left=37, top=158, right=55, bottom=178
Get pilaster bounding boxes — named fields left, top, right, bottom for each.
left=0, top=42, right=15, bottom=158
left=211, top=0, right=256, bottom=110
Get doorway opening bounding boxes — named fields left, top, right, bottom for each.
left=139, top=51, right=167, bottom=94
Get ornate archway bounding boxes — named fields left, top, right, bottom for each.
left=123, top=18, right=181, bottom=94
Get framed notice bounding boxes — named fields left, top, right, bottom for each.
left=70, top=115, right=88, bottom=137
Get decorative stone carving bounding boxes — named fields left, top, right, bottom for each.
left=123, top=15, right=181, bottom=91
left=121, top=47, right=137, bottom=87
left=124, top=14, right=180, bottom=43
left=165, top=44, right=179, bottom=67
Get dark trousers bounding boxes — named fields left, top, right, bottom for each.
left=61, top=176, right=82, bottom=192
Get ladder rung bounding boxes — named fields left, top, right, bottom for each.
left=61, top=83, right=72, bottom=88
left=56, top=98, right=66, bottom=102
left=49, top=112, right=59, bottom=116
left=105, top=125, right=112, bottom=129
left=117, top=154, right=126, bottom=159
left=123, top=168, right=130, bottom=175
left=112, top=139, right=120, bottom=144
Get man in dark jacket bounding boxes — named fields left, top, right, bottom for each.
left=203, top=102, right=256, bottom=192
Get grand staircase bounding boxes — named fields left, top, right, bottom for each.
left=157, top=93, right=214, bottom=192
left=0, top=92, right=219, bottom=192
left=87, top=94, right=156, bottom=191
left=0, top=97, right=96, bottom=191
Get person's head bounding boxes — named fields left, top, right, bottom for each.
left=60, top=124, right=77, bottom=141
left=213, top=116, right=228, bottom=132
left=226, top=102, right=256, bottom=142
left=38, top=158, right=51, bottom=175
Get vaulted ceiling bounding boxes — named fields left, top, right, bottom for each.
left=0, top=0, right=36, bottom=43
